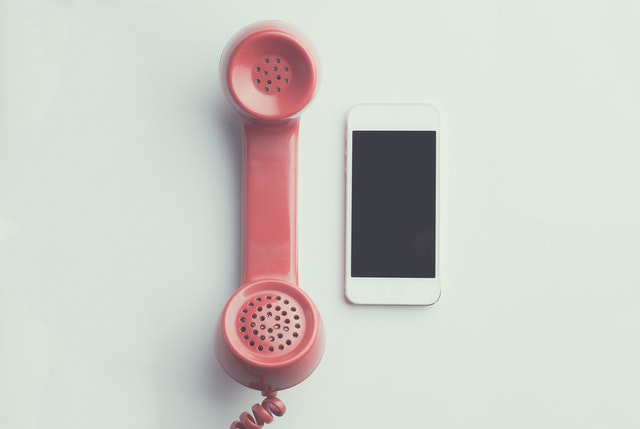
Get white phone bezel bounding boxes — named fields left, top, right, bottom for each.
left=345, top=103, right=440, bottom=305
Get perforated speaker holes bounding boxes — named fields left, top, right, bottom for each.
left=238, top=294, right=304, bottom=355
left=253, top=56, right=291, bottom=94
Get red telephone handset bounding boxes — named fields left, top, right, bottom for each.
left=214, top=21, right=324, bottom=429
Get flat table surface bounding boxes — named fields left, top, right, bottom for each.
left=2, top=1, right=640, bottom=428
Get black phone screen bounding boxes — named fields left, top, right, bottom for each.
left=351, top=130, right=436, bottom=278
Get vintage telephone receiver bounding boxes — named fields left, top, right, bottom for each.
left=214, top=21, right=325, bottom=429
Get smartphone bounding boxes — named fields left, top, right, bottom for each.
left=345, top=104, right=440, bottom=305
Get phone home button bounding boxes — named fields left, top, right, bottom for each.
left=383, top=284, right=401, bottom=301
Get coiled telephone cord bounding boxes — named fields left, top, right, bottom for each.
left=230, top=393, right=286, bottom=429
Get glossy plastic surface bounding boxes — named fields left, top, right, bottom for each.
left=215, top=21, right=323, bottom=394
left=241, top=121, right=299, bottom=286
left=220, top=21, right=318, bottom=121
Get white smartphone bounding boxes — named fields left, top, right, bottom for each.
left=345, top=104, right=440, bottom=305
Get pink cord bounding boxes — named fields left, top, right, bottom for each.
left=230, top=394, right=286, bottom=429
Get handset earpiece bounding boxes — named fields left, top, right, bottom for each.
left=219, top=20, right=317, bottom=121
left=214, top=21, right=324, bottom=429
